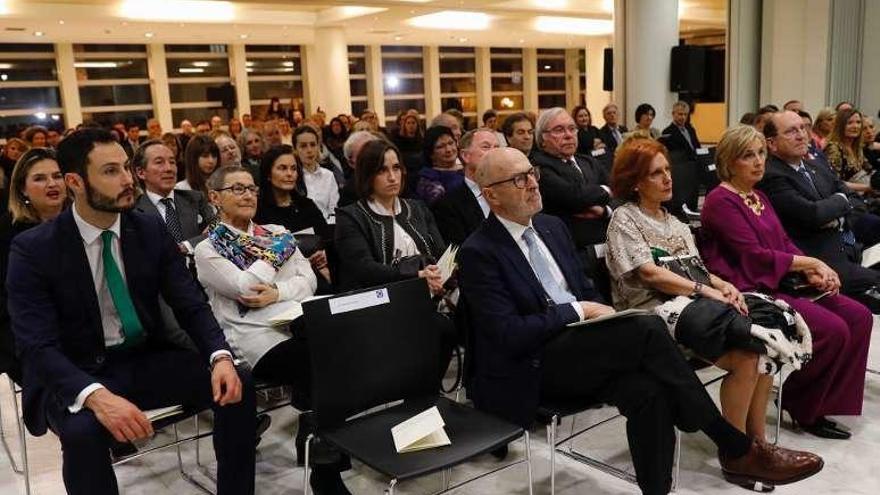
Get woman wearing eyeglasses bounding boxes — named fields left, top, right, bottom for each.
left=1, top=147, right=69, bottom=385
left=194, top=165, right=351, bottom=494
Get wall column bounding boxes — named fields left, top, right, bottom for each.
left=54, top=43, right=82, bottom=128
left=727, top=0, right=762, bottom=126
left=564, top=48, right=581, bottom=110
left=423, top=46, right=442, bottom=119
left=623, top=0, right=679, bottom=129
left=228, top=43, right=251, bottom=118
left=365, top=44, right=386, bottom=123
left=146, top=43, right=173, bottom=130
left=522, top=48, right=538, bottom=112
left=585, top=37, right=613, bottom=127
left=302, top=27, right=351, bottom=117
left=475, top=47, right=492, bottom=116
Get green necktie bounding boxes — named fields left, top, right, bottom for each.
left=101, top=230, right=144, bottom=349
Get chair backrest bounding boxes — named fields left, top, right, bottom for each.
left=666, top=147, right=701, bottom=219
left=303, top=278, right=441, bottom=426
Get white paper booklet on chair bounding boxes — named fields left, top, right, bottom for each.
left=391, top=406, right=451, bottom=453
left=144, top=404, right=184, bottom=423
left=437, top=244, right=459, bottom=285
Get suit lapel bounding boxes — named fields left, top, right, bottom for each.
left=774, top=159, right=822, bottom=200
left=484, top=214, right=546, bottom=303
left=174, top=193, right=199, bottom=237
left=57, top=210, right=103, bottom=345
left=135, top=194, right=160, bottom=217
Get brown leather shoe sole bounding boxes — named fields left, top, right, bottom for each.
left=723, top=456, right=824, bottom=487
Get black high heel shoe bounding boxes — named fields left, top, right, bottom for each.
left=794, top=416, right=851, bottom=440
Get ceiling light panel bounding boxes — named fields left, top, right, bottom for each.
left=408, top=11, right=491, bottom=30
left=120, top=0, right=235, bottom=23
left=533, top=16, right=613, bottom=35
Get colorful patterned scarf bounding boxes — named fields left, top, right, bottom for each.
left=208, top=222, right=298, bottom=271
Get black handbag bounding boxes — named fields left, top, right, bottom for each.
left=654, top=252, right=713, bottom=286
left=777, top=272, right=827, bottom=299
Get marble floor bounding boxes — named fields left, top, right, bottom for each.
left=1, top=318, right=879, bottom=495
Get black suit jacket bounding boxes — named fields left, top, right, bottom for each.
left=660, top=123, right=701, bottom=160
left=431, top=183, right=485, bottom=247
left=459, top=213, right=599, bottom=427
left=531, top=149, right=611, bottom=247
left=756, top=155, right=879, bottom=291
left=6, top=209, right=231, bottom=435
left=598, top=124, right=628, bottom=155
left=134, top=189, right=215, bottom=246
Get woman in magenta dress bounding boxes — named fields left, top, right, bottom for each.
left=700, top=125, right=871, bottom=440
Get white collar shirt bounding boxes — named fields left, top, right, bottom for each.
left=464, top=176, right=490, bottom=218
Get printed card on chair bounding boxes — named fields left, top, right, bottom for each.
left=391, top=406, right=451, bottom=453
left=144, top=404, right=184, bottom=422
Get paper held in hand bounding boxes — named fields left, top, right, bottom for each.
left=391, top=406, right=451, bottom=454
left=861, top=243, right=880, bottom=268
left=437, top=245, right=459, bottom=285
left=567, top=308, right=650, bottom=328
left=143, top=404, right=184, bottom=423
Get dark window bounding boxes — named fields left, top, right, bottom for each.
left=0, top=43, right=54, bottom=52
left=440, top=78, right=476, bottom=94
left=381, top=58, right=423, bottom=75
left=249, top=80, right=303, bottom=101
left=0, top=87, right=61, bottom=110
left=385, top=99, right=425, bottom=117
left=80, top=85, right=152, bottom=107
left=0, top=59, right=58, bottom=81
left=539, top=94, right=567, bottom=109
left=75, top=59, right=149, bottom=80
left=165, top=44, right=228, bottom=53
left=384, top=77, right=424, bottom=95
left=166, top=58, right=230, bottom=78
left=82, top=110, right=153, bottom=128
left=439, top=57, right=475, bottom=73
left=74, top=44, right=146, bottom=53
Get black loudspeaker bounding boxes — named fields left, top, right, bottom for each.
left=602, top=48, right=613, bottom=91
left=670, top=45, right=706, bottom=93
left=207, top=83, right=237, bottom=111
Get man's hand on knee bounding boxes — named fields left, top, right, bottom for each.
left=84, top=388, right=154, bottom=443
left=211, top=359, right=243, bottom=406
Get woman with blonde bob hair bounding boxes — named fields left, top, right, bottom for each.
left=700, top=124, right=872, bottom=440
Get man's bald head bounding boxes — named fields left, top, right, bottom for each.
left=476, top=147, right=529, bottom=187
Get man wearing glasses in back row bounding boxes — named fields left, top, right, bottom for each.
left=530, top=107, right=615, bottom=300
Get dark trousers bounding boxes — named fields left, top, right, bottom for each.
left=45, top=348, right=256, bottom=495
left=540, top=315, right=720, bottom=495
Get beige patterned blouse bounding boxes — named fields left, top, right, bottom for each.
left=605, top=202, right=700, bottom=310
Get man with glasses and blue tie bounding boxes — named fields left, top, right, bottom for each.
left=758, top=110, right=880, bottom=313
left=6, top=128, right=256, bottom=495
left=530, top=107, right=614, bottom=299
left=459, top=147, right=824, bottom=495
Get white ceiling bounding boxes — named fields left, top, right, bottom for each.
left=0, top=0, right=725, bottom=47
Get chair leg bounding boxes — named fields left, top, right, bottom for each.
left=385, top=478, right=397, bottom=495
left=173, top=423, right=215, bottom=495
left=0, top=376, right=23, bottom=475
left=524, top=430, right=534, bottom=495
left=547, top=414, right=558, bottom=495
left=440, top=468, right=450, bottom=490
left=303, top=434, right=313, bottom=495
left=10, top=378, right=30, bottom=495
left=671, top=428, right=681, bottom=492
left=772, top=368, right=785, bottom=445
left=193, top=414, right=216, bottom=482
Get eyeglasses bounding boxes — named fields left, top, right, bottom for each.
left=485, top=167, right=540, bottom=189
left=216, top=184, right=259, bottom=196
left=543, top=125, right=578, bottom=137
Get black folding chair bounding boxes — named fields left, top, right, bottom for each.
left=301, top=278, right=533, bottom=495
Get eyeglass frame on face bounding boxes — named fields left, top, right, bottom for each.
left=485, top=166, right=541, bottom=189
left=542, top=125, right=578, bottom=137
left=216, top=183, right=259, bottom=196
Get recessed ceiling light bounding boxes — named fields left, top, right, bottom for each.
left=408, top=11, right=490, bottom=30
left=34, top=31, right=45, bottom=37
left=74, top=62, right=120, bottom=68
left=533, top=16, right=613, bottom=36
left=458, top=37, right=468, bottom=43
left=518, top=39, right=525, bottom=43
left=178, top=67, right=204, bottom=73
left=394, top=35, right=403, bottom=41
left=245, top=61, right=254, bottom=67
left=0, top=63, right=11, bottom=69
left=120, top=0, right=234, bottom=23
left=239, top=34, right=248, bottom=39
left=144, top=32, right=154, bottom=38
left=543, top=65, right=551, bottom=70
left=58, top=20, right=65, bottom=25
left=192, top=61, right=210, bottom=67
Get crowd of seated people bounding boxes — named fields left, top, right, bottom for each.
left=1, top=96, right=879, bottom=495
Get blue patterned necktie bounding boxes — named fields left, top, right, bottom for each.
left=522, top=227, right=576, bottom=304
left=797, top=165, right=819, bottom=196
left=160, top=198, right=184, bottom=242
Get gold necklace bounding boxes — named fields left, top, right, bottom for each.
left=732, top=186, right=764, bottom=216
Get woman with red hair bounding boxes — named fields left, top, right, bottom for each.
left=605, top=138, right=816, bottom=478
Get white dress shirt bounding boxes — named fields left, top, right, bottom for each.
left=464, top=177, right=490, bottom=218
left=145, top=189, right=175, bottom=222
left=367, top=198, right=420, bottom=258
left=302, top=165, right=340, bottom=224
left=68, top=205, right=230, bottom=412
left=195, top=222, right=316, bottom=368
left=496, top=215, right=585, bottom=321
left=174, top=179, right=193, bottom=191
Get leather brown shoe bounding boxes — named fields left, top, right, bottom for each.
left=720, top=439, right=823, bottom=489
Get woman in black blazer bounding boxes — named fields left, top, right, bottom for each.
left=0, top=148, right=68, bottom=383
left=335, top=140, right=446, bottom=292
left=572, top=105, right=603, bottom=154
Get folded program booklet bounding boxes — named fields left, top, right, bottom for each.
left=144, top=404, right=184, bottom=423
left=391, top=406, right=451, bottom=454
left=567, top=308, right=649, bottom=328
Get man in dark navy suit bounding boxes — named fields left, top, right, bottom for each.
left=660, top=100, right=701, bottom=160
left=6, top=128, right=256, bottom=495
left=458, top=147, right=822, bottom=495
